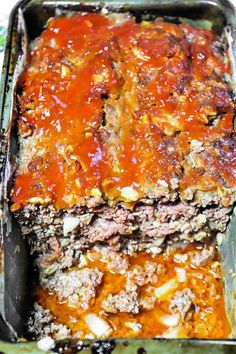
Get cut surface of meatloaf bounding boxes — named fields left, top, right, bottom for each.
left=15, top=202, right=232, bottom=275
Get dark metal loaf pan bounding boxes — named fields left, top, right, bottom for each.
left=0, top=0, right=236, bottom=352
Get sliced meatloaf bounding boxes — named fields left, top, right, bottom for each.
left=11, top=14, right=235, bottom=256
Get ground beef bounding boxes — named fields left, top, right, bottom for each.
left=204, top=206, right=232, bottom=232
left=82, top=218, right=133, bottom=242
left=181, top=136, right=236, bottom=207
left=41, top=268, right=103, bottom=310
left=15, top=202, right=231, bottom=260
left=27, top=303, right=71, bottom=340
left=33, top=236, right=86, bottom=276
left=189, top=246, right=215, bottom=267
left=34, top=238, right=63, bottom=267
left=99, top=248, right=129, bottom=274
left=127, top=261, right=165, bottom=286
left=102, top=284, right=141, bottom=314
left=169, top=288, right=194, bottom=320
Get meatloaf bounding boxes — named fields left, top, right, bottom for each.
left=12, top=13, right=236, bottom=271
left=10, top=12, right=235, bottom=340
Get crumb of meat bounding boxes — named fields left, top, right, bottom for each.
left=34, top=238, right=63, bottom=268
left=82, top=217, right=134, bottom=242
left=27, top=303, right=71, bottom=340
left=102, top=284, right=141, bottom=314
left=204, top=206, right=232, bottom=232
left=108, top=253, right=129, bottom=274
left=17, top=204, right=63, bottom=237
left=98, top=247, right=129, bottom=274
left=41, top=268, right=103, bottom=310
left=189, top=246, right=215, bottom=267
left=127, top=261, right=165, bottom=286
left=169, top=288, right=195, bottom=320
left=33, top=236, right=85, bottom=276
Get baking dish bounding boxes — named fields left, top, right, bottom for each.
left=0, top=0, right=236, bottom=352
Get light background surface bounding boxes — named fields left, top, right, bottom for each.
left=0, top=0, right=20, bottom=69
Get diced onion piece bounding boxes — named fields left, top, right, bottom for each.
left=78, top=255, right=88, bottom=268
left=154, top=278, right=178, bottom=300
left=157, top=179, right=168, bottom=188
left=125, top=322, right=142, bottom=334
left=84, top=314, right=112, bottom=338
left=63, top=216, right=80, bottom=236
left=37, top=336, right=55, bottom=351
left=173, top=253, right=188, bottom=263
left=161, top=325, right=187, bottom=338
left=149, top=246, right=162, bottom=255
left=61, top=65, right=70, bottom=78
left=121, top=187, right=139, bottom=201
left=49, top=38, right=56, bottom=48
left=175, top=267, right=187, bottom=283
left=93, top=71, right=108, bottom=84
left=132, top=47, right=150, bottom=61
left=158, top=313, right=180, bottom=327
left=91, top=188, right=102, bottom=197
left=29, top=197, right=48, bottom=205
left=101, top=7, right=109, bottom=14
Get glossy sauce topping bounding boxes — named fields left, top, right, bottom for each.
left=36, top=245, right=229, bottom=339
left=13, top=14, right=235, bottom=209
